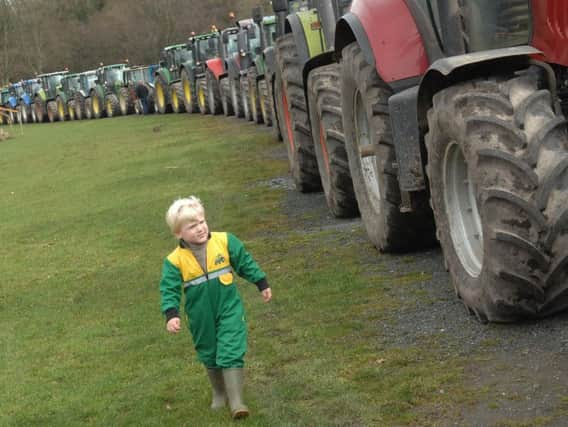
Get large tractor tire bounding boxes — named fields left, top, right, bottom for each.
left=308, top=63, right=358, bottom=218
left=258, top=78, right=272, bottom=127
left=230, top=77, right=244, bottom=118
left=248, top=68, right=263, bottom=124
left=19, top=102, right=29, bottom=124
left=241, top=75, right=253, bottom=121
left=105, top=94, right=120, bottom=118
left=154, top=75, right=172, bottom=114
left=47, top=101, right=58, bottom=123
left=170, top=82, right=186, bottom=114
left=91, top=92, right=104, bottom=119
left=425, top=66, right=568, bottom=322
left=74, top=95, right=85, bottom=120
left=271, top=71, right=284, bottom=141
left=206, top=70, right=222, bottom=115
left=56, top=97, right=66, bottom=122
left=181, top=69, right=198, bottom=113
left=341, top=42, right=435, bottom=251
left=119, top=87, right=134, bottom=116
left=34, top=98, right=46, bottom=123
left=68, top=100, right=76, bottom=121
left=276, top=33, right=321, bottom=192
left=85, top=98, right=93, bottom=120
left=220, top=77, right=234, bottom=116
left=197, top=77, right=210, bottom=115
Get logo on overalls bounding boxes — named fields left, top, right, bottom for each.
left=214, top=254, right=226, bottom=265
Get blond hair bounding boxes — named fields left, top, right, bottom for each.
left=165, top=196, right=205, bottom=233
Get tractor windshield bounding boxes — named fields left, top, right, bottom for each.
left=226, top=33, right=239, bottom=56
left=464, top=0, right=531, bottom=51
left=128, top=69, right=146, bottom=83
left=174, top=49, right=192, bottom=64
left=104, top=68, right=123, bottom=85
left=11, top=85, right=24, bottom=97
left=247, top=24, right=261, bottom=52
left=46, top=75, right=63, bottom=90
left=197, top=37, right=219, bottom=61
left=69, top=77, right=80, bottom=91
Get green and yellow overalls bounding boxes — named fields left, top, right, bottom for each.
left=159, top=232, right=268, bottom=368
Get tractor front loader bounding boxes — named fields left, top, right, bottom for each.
left=334, top=0, right=568, bottom=322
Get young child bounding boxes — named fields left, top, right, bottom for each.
left=159, top=196, right=272, bottom=419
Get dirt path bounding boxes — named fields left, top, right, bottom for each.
left=272, top=155, right=568, bottom=426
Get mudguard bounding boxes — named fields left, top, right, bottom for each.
left=335, top=1, right=429, bottom=85
left=36, top=89, right=47, bottom=102
left=285, top=10, right=326, bottom=67
left=156, top=69, right=172, bottom=85
left=391, top=46, right=542, bottom=193
left=205, top=58, right=225, bottom=80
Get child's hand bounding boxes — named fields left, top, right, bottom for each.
left=261, top=288, right=272, bottom=303
left=166, top=317, right=181, bottom=333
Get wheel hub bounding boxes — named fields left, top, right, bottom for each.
left=443, top=142, right=483, bottom=277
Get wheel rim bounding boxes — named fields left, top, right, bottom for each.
left=231, top=84, right=238, bottom=112
left=199, top=86, right=206, bottom=110
left=58, top=102, right=65, bottom=118
left=354, top=90, right=381, bottom=213
left=120, top=97, right=127, bottom=113
left=93, top=97, right=100, bottom=115
left=107, top=100, right=112, bottom=115
left=22, top=107, right=27, bottom=121
left=172, top=91, right=179, bottom=110
left=156, top=84, right=165, bottom=109
left=184, top=80, right=191, bottom=103
left=443, top=142, right=483, bottom=277
left=251, top=89, right=257, bottom=118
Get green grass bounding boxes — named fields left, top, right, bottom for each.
left=2, top=114, right=472, bottom=426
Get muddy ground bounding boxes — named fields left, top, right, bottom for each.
left=270, top=143, right=568, bottom=426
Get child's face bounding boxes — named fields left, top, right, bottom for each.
left=176, top=214, right=209, bottom=245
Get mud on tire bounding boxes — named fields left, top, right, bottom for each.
left=181, top=69, right=198, bottom=113
left=105, top=94, right=120, bottom=118
left=276, top=33, right=320, bottom=192
left=258, top=78, right=272, bottom=126
left=119, top=87, right=134, bottom=116
left=206, top=70, right=222, bottom=115
left=308, top=63, right=358, bottom=218
left=341, top=42, right=435, bottom=251
left=241, top=75, right=252, bottom=121
left=170, top=82, right=186, bottom=113
left=47, top=101, right=58, bottom=123
left=426, top=66, right=568, bottom=322
left=154, top=75, right=171, bottom=114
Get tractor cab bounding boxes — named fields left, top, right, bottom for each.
left=1, top=87, right=9, bottom=107
left=78, top=71, right=98, bottom=96
left=159, top=44, right=193, bottom=82
left=195, top=32, right=220, bottom=64
left=220, top=27, right=240, bottom=63
left=97, top=64, right=127, bottom=92
left=61, top=74, right=80, bottom=97
left=236, top=18, right=261, bottom=70
left=259, top=15, right=277, bottom=50
left=37, top=71, right=68, bottom=101
left=272, top=0, right=312, bottom=37
left=22, top=79, right=42, bottom=97
left=125, top=65, right=156, bottom=87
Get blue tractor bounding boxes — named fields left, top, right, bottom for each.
left=19, top=79, right=41, bottom=123
left=7, top=83, right=23, bottom=124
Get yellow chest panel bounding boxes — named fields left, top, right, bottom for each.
left=167, top=232, right=233, bottom=286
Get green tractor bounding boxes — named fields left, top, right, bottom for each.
left=34, top=70, right=69, bottom=123
left=74, top=70, right=97, bottom=120
left=154, top=43, right=194, bottom=114
left=247, top=9, right=277, bottom=125
left=88, top=64, right=128, bottom=119
left=56, top=73, right=80, bottom=121
left=272, top=0, right=359, bottom=220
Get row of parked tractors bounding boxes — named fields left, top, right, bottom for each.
left=5, top=0, right=568, bottom=323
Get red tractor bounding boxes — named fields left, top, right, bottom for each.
left=331, top=0, right=568, bottom=322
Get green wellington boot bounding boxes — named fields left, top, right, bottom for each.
left=206, top=368, right=227, bottom=409
left=222, top=368, right=250, bottom=419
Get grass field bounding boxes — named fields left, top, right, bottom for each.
left=1, top=115, right=473, bottom=426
